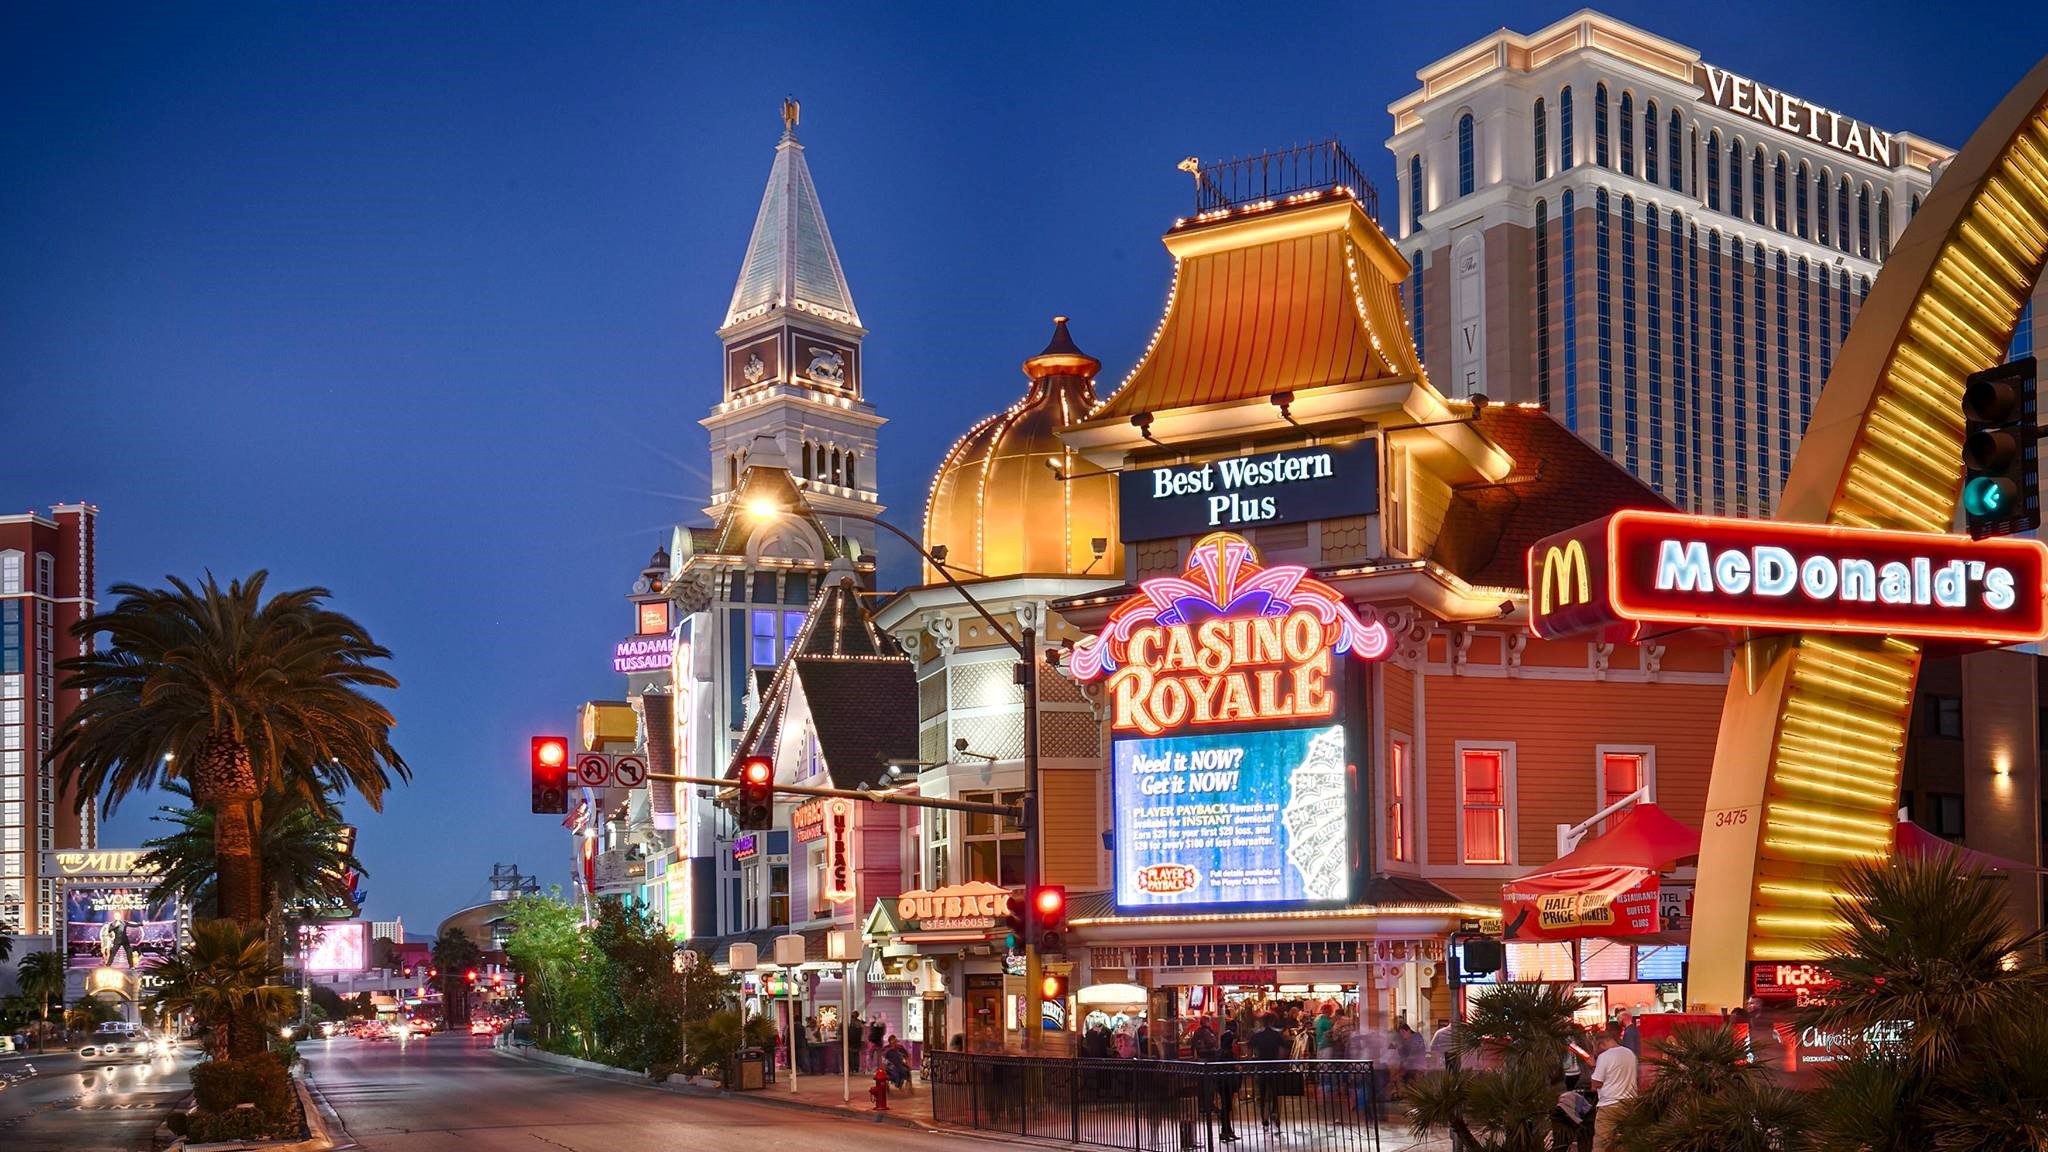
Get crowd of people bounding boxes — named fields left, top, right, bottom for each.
left=786, top=1011, right=913, bottom=1087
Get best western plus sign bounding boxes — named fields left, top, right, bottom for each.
left=1529, top=509, right=2048, bottom=645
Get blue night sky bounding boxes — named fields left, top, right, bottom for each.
left=2, top=1, right=2036, bottom=935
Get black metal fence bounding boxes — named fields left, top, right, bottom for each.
left=1188, top=141, right=1379, bottom=222
left=927, top=1053, right=1383, bottom=1152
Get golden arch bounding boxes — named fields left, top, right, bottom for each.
left=1689, top=56, right=2048, bottom=1007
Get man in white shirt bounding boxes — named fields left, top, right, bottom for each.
left=1588, top=1032, right=1639, bottom=1152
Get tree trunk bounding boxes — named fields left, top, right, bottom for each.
left=194, top=734, right=265, bottom=930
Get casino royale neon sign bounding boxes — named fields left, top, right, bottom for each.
left=1071, top=533, right=1389, bottom=734
left=1528, top=510, right=2048, bottom=644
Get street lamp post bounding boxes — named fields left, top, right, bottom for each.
left=745, top=498, right=1046, bottom=1053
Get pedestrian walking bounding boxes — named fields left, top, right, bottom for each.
left=1247, top=1012, right=1288, bottom=1131
left=1588, top=1032, right=1638, bottom=1152
left=1428, top=1017, right=1457, bottom=1069
left=1614, top=1010, right=1640, bottom=1057
left=1212, top=1021, right=1241, bottom=1144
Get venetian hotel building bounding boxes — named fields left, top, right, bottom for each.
left=1387, top=11, right=1956, bottom=517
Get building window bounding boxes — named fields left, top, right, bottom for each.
left=1411, top=251, right=1425, bottom=366
left=1817, top=168, right=1832, bottom=245
left=1925, top=792, right=1965, bottom=841
left=1387, top=737, right=1413, bottom=863
left=1706, top=131, right=1721, bottom=211
left=1621, top=195, right=1639, bottom=467
left=1535, top=200, right=1551, bottom=408
left=1641, top=98, right=1656, bottom=183
left=962, top=790, right=1026, bottom=884
left=926, top=809, right=950, bottom=889
left=1776, top=250, right=1792, bottom=490
left=1598, top=748, right=1654, bottom=815
left=1562, top=191, right=1578, bottom=429
left=1733, top=244, right=1749, bottom=514
left=1532, top=99, right=1547, bottom=181
left=1458, top=746, right=1512, bottom=865
left=1688, top=222, right=1703, bottom=511
left=750, top=610, right=779, bottom=666
left=1646, top=203, right=1663, bottom=484
left=1729, top=140, right=1744, bottom=220
left=1798, top=258, right=1813, bottom=439
left=1457, top=114, right=1475, bottom=197
left=1559, top=87, right=1575, bottom=171
left=1594, top=84, right=1609, bottom=167
left=2014, top=300, right=2036, bottom=361
left=1752, top=146, right=1767, bottom=226
left=1668, top=111, right=1684, bottom=191
left=1878, top=190, right=1893, bottom=260
left=1670, top=211, right=1688, bottom=506
left=1927, top=694, right=1963, bottom=738
left=1839, top=268, right=1853, bottom=368
left=1756, top=244, right=1772, bottom=513
left=1619, top=93, right=1635, bottom=176
left=1773, top=155, right=1788, bottom=232
left=1709, top=230, right=1726, bottom=512
left=1819, top=267, right=1834, bottom=395
left=1857, top=183, right=1872, bottom=258
left=1839, top=176, right=1853, bottom=252
left=769, top=863, right=789, bottom=927
left=1596, top=187, right=1614, bottom=455
left=1795, top=161, right=1811, bottom=239
left=0, top=553, right=18, bottom=596
left=1409, top=154, right=1423, bottom=234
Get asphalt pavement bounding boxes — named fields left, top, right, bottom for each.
left=0, top=1048, right=200, bottom=1152
left=303, top=1033, right=986, bottom=1152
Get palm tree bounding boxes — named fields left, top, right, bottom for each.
left=432, top=928, right=484, bottom=1026
left=139, top=782, right=366, bottom=920
left=148, top=919, right=296, bottom=1060
left=0, top=919, right=14, bottom=962
left=50, top=572, right=409, bottom=929
left=1609, top=1025, right=1810, bottom=1152
left=16, top=950, right=66, bottom=1051
left=1399, top=982, right=1589, bottom=1152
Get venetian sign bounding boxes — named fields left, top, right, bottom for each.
left=1528, top=510, right=2048, bottom=645
left=1070, top=532, right=1390, bottom=735
left=1697, top=64, right=1895, bottom=167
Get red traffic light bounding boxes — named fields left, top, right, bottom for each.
left=466, top=969, right=478, bottom=983
left=532, top=736, right=571, bottom=815
left=743, top=757, right=772, bottom=785
left=1030, top=884, right=1066, bottom=928
left=536, top=738, right=567, bottom=767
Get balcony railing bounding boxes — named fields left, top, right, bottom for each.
left=1186, top=141, right=1378, bottom=223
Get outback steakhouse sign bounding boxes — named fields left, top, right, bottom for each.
left=1529, top=510, right=2048, bottom=645
left=895, top=882, right=1014, bottom=932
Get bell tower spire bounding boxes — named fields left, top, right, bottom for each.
left=704, top=101, right=884, bottom=557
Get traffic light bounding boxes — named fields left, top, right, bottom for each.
left=736, top=756, right=774, bottom=830
left=1961, top=357, right=2039, bottom=539
left=1040, top=972, right=1069, bottom=1001
left=465, top=969, right=478, bottom=984
left=1002, top=896, right=1023, bottom=953
left=531, top=736, right=569, bottom=814
left=1030, top=884, right=1066, bottom=954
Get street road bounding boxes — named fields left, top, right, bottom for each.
left=0, top=1049, right=200, bottom=1152
left=305, top=1034, right=979, bottom=1152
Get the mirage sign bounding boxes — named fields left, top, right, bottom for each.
left=1527, top=509, right=2048, bottom=645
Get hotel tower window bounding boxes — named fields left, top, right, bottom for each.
left=1775, top=250, right=1792, bottom=483
left=1561, top=190, right=1578, bottom=427
left=1706, top=131, right=1721, bottom=210
left=1411, top=250, right=1425, bottom=364
left=1667, top=109, right=1683, bottom=191
left=1877, top=190, right=1892, bottom=259
left=1839, top=176, right=1853, bottom=252
left=1708, top=230, right=1725, bottom=511
left=1645, top=201, right=1663, bottom=483
left=1621, top=194, right=1638, bottom=459
left=1643, top=98, right=1659, bottom=184
left=1532, top=99, right=1547, bottom=180
left=1819, top=267, right=1834, bottom=394
left=1387, top=738, right=1413, bottom=863
left=1733, top=241, right=1749, bottom=513
left=1753, top=243, right=1771, bottom=512
left=1817, top=168, right=1832, bottom=245
left=1619, top=93, right=1635, bottom=176
left=1798, top=257, right=1813, bottom=432
left=1408, top=154, right=1422, bottom=234
left=1559, top=86, right=1574, bottom=169
left=1773, top=154, right=1788, bottom=233
left=1795, top=160, right=1811, bottom=239
left=1535, top=199, right=1551, bottom=406
left=1728, top=140, right=1744, bottom=219
left=1594, top=84, right=1609, bottom=167
left=1669, top=210, right=1688, bottom=503
left=1457, top=113, right=1474, bottom=197
left=1687, top=222, right=1702, bottom=510
left=1458, top=747, right=1511, bottom=865
left=1751, top=145, right=1766, bottom=225
left=1596, top=187, right=1613, bottom=454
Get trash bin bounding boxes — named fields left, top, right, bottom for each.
left=735, top=1047, right=765, bottom=1090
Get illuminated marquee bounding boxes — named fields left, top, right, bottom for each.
left=1071, top=533, right=1389, bottom=734
left=1528, top=510, right=2048, bottom=645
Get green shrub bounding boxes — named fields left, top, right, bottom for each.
left=164, top=1110, right=190, bottom=1137
left=189, top=1054, right=293, bottom=1118
left=187, top=1105, right=276, bottom=1144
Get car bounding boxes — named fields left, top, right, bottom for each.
left=316, top=1021, right=341, bottom=1039
left=79, top=1023, right=156, bottom=1064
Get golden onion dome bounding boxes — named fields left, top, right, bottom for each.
left=923, top=318, right=1122, bottom=584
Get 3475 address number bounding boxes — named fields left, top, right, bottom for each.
left=1713, top=808, right=1752, bottom=828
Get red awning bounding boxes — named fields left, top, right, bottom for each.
left=1537, top=802, right=1702, bottom=877
left=1895, top=819, right=2047, bottom=873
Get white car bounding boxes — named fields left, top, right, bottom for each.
left=79, top=1023, right=157, bottom=1064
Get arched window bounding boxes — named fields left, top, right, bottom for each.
left=1668, top=110, right=1684, bottom=191
left=729, top=455, right=739, bottom=490
left=1408, top=154, right=1423, bottom=234
left=1457, top=113, right=1475, bottom=197
left=1411, top=249, right=1426, bottom=366
left=1857, top=183, right=1872, bottom=258
left=1729, top=140, right=1744, bottom=218
left=1646, top=202, right=1664, bottom=481
left=1838, top=176, right=1853, bottom=252
left=1795, top=161, right=1811, bottom=239
left=1596, top=187, right=1614, bottom=454
left=1751, top=146, right=1766, bottom=225
left=1772, top=154, right=1788, bottom=232
left=1687, top=125, right=1698, bottom=196
left=1817, top=168, right=1831, bottom=245
left=1532, top=99, right=1547, bottom=181
left=1621, top=194, right=1639, bottom=456
left=1877, top=190, right=1893, bottom=259
left=1594, top=84, right=1609, bottom=167
left=1637, top=97, right=1652, bottom=182
left=1706, top=131, right=1721, bottom=210
left=801, top=442, right=814, bottom=480
left=1559, top=87, right=1575, bottom=170
left=1535, top=200, right=1551, bottom=405
left=831, top=448, right=843, bottom=486
left=1619, top=93, right=1635, bottom=176
left=1562, top=190, right=1579, bottom=425
left=846, top=453, right=859, bottom=491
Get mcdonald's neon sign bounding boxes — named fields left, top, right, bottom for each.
left=1527, top=510, right=2048, bottom=645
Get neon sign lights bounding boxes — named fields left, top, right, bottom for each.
left=1071, top=533, right=1389, bottom=734
left=614, top=635, right=674, bottom=674
left=1528, top=510, right=2048, bottom=645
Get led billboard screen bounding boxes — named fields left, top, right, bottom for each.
left=64, top=887, right=178, bottom=970
left=1112, top=723, right=1351, bottom=911
left=301, top=920, right=370, bottom=974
